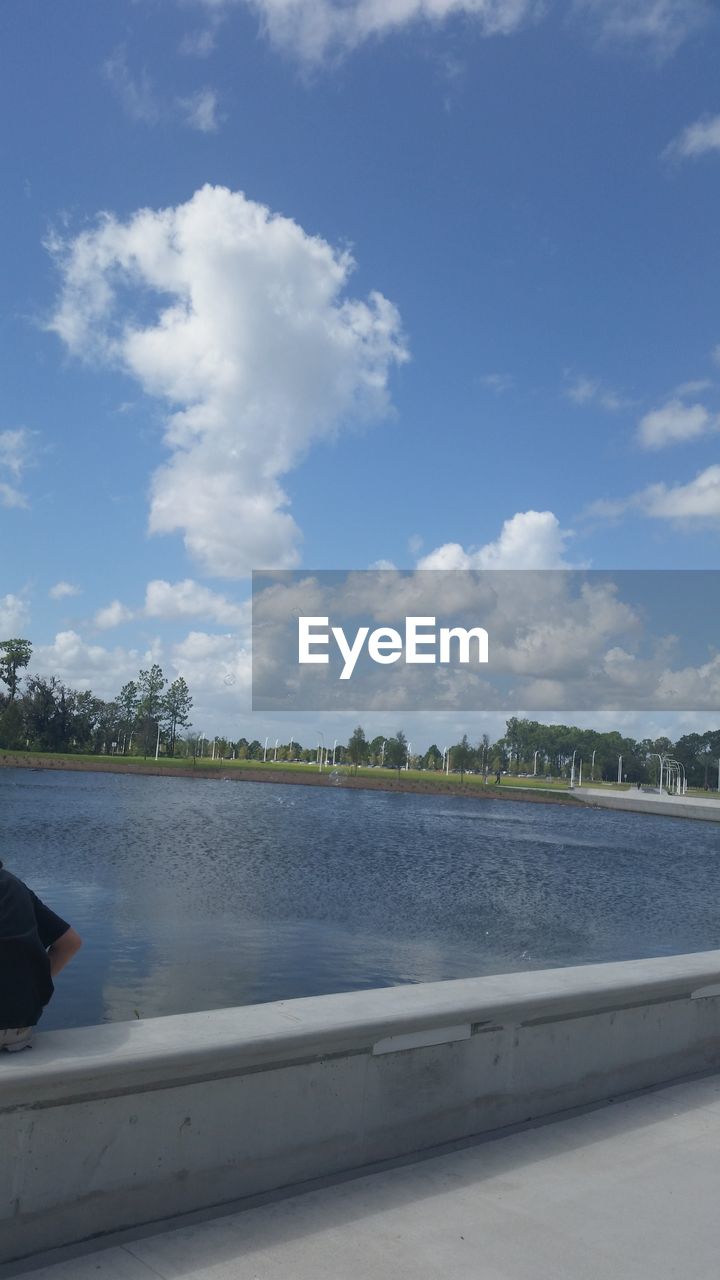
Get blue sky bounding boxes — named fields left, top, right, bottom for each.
left=2, top=0, right=720, bottom=744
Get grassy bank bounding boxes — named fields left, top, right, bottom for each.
left=0, top=750, right=580, bottom=806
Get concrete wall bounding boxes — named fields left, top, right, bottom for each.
left=4, top=952, right=720, bottom=1263
left=573, top=786, right=720, bottom=822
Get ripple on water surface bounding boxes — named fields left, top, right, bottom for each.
left=2, top=767, right=719, bottom=1029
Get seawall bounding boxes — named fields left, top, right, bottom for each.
left=4, top=952, right=720, bottom=1263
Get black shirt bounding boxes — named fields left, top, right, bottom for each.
left=0, top=869, right=70, bottom=1029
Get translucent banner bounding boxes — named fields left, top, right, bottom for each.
left=251, top=569, right=720, bottom=711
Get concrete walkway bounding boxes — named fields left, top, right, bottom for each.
left=573, top=786, right=720, bottom=822
left=7, top=1071, right=720, bottom=1280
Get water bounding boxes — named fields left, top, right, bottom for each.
left=1, top=767, right=719, bottom=1031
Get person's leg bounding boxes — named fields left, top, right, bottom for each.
left=0, top=1027, right=33, bottom=1052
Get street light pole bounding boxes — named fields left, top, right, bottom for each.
left=155, top=721, right=161, bottom=761
left=263, top=736, right=269, bottom=763
left=617, top=754, right=622, bottom=785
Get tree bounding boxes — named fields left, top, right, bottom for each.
left=384, top=730, right=408, bottom=777
left=136, top=664, right=166, bottom=757
left=116, top=681, right=139, bottom=754
left=452, top=733, right=473, bottom=784
left=347, top=725, right=367, bottom=774
left=0, top=639, right=32, bottom=701
left=162, top=677, right=193, bottom=757
left=424, top=744, right=442, bottom=771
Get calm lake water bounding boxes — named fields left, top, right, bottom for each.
left=1, top=766, right=719, bottom=1030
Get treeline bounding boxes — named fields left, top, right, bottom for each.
left=0, top=640, right=192, bottom=757
left=2, top=639, right=720, bottom=786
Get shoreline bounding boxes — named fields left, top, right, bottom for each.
left=0, top=752, right=577, bottom=806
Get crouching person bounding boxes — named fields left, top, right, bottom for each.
left=0, top=858, right=82, bottom=1052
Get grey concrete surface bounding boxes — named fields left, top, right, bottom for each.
left=5, top=952, right=720, bottom=1263
left=573, top=786, right=720, bottom=822
left=10, top=1072, right=720, bottom=1280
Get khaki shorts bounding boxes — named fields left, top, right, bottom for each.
left=0, top=1027, right=33, bottom=1053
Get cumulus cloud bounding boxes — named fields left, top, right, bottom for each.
left=664, top=112, right=720, bottom=161
left=29, top=628, right=250, bottom=729
left=0, top=427, right=32, bottom=508
left=30, top=631, right=157, bottom=700
left=48, top=184, right=407, bottom=576
left=94, top=600, right=134, bottom=629
left=49, top=581, right=82, bottom=600
left=589, top=464, right=720, bottom=523
left=170, top=629, right=252, bottom=698
left=417, top=510, right=575, bottom=570
left=641, top=465, right=720, bottom=519
left=144, top=578, right=248, bottom=627
left=0, top=593, right=31, bottom=636
left=637, top=397, right=717, bottom=449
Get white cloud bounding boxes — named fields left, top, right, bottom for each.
left=180, top=25, right=220, bottom=56
left=0, top=593, right=31, bottom=636
left=478, top=372, right=514, bottom=394
left=637, top=397, right=716, bottom=449
left=103, top=48, right=162, bottom=124
left=94, top=600, right=134, bottom=629
left=190, top=0, right=709, bottom=62
left=30, top=631, right=156, bottom=699
left=28, top=628, right=250, bottom=728
left=170, top=630, right=252, bottom=699
left=665, top=112, right=720, bottom=160
left=0, top=427, right=31, bottom=508
left=195, top=0, right=540, bottom=63
left=178, top=88, right=222, bottom=132
left=641, top=465, right=720, bottom=519
left=104, top=48, right=222, bottom=133
left=48, top=184, right=407, bottom=577
left=417, top=510, right=575, bottom=570
left=563, top=372, right=633, bottom=411
left=144, top=578, right=248, bottom=626
left=49, top=581, right=82, bottom=600
left=589, top=464, right=720, bottom=523
left=576, top=0, right=712, bottom=58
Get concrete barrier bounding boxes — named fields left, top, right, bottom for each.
left=4, top=951, right=720, bottom=1264
left=573, top=786, right=720, bottom=822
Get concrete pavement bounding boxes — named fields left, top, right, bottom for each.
left=8, top=1071, right=720, bottom=1280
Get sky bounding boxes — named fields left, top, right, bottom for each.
left=2, top=0, right=720, bottom=748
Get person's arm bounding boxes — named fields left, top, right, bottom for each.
left=47, top=926, right=82, bottom=977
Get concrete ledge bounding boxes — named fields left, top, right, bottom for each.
left=4, top=952, right=720, bottom=1263
left=573, top=786, right=720, bottom=822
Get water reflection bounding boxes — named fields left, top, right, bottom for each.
left=2, top=767, right=719, bottom=1030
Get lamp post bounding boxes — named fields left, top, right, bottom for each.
left=317, top=730, right=325, bottom=771
left=406, top=741, right=412, bottom=771
left=380, top=739, right=386, bottom=767
left=570, top=749, right=578, bottom=788
left=617, top=754, right=622, bottom=785
left=263, top=736, right=269, bottom=763
left=533, top=749, right=542, bottom=776
left=591, top=749, right=596, bottom=782
left=332, top=739, right=337, bottom=766
left=154, top=721, right=161, bottom=761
